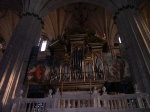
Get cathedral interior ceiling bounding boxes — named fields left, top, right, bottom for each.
left=0, top=0, right=149, bottom=59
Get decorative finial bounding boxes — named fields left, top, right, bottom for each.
left=134, top=84, right=140, bottom=93
left=19, top=89, right=23, bottom=98
left=56, top=88, right=59, bottom=93
left=102, top=86, right=107, bottom=95
left=48, top=89, right=52, bottom=97
left=93, top=86, right=98, bottom=93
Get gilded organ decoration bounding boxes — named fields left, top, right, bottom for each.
left=49, top=68, right=58, bottom=83
left=85, top=62, right=93, bottom=79
left=61, top=64, right=71, bottom=81
left=25, top=33, right=131, bottom=85
left=93, top=54, right=104, bottom=79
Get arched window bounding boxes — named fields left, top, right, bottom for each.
left=40, top=40, right=47, bottom=51
left=118, top=36, right=122, bottom=43
left=114, top=35, right=122, bottom=46
left=38, top=35, right=49, bottom=52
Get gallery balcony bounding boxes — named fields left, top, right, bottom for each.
left=11, top=86, right=150, bottom=112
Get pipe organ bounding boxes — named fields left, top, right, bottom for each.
left=48, top=33, right=106, bottom=83
left=25, top=32, right=130, bottom=91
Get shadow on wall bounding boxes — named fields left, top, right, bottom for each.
left=104, top=81, right=134, bottom=94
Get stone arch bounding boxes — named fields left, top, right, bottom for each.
left=41, top=0, right=146, bottom=18
left=41, top=0, right=117, bottom=18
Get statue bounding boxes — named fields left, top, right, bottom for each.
left=93, top=86, right=98, bottom=93
left=55, top=88, right=60, bottom=95
left=48, top=89, right=52, bottom=97
left=134, top=84, right=140, bottom=93
left=102, top=86, right=107, bottom=95
left=18, top=89, right=23, bottom=98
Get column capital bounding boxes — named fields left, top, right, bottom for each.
left=113, top=5, right=136, bottom=23
left=20, top=12, right=44, bottom=26
left=21, top=0, right=50, bottom=27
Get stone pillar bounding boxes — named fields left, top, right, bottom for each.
left=0, top=0, right=50, bottom=111
left=115, top=6, right=150, bottom=93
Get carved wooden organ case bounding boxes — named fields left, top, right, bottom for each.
left=49, top=33, right=109, bottom=84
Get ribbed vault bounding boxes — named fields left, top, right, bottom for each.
left=0, top=10, right=19, bottom=45
left=42, top=3, right=118, bottom=46
left=0, top=0, right=149, bottom=59
left=139, top=0, right=150, bottom=30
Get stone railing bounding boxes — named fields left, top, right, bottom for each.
left=11, top=87, right=150, bottom=112
left=54, top=91, right=91, bottom=108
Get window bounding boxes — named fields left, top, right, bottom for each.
left=118, top=37, right=122, bottom=43
left=40, top=40, right=47, bottom=51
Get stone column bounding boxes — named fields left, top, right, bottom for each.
left=0, top=0, right=50, bottom=111
left=115, top=6, right=150, bottom=93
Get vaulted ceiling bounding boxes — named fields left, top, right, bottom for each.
left=42, top=3, right=117, bottom=45
left=0, top=0, right=149, bottom=59
left=139, top=0, right=150, bottom=29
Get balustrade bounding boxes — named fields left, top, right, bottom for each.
left=59, top=91, right=91, bottom=108
left=11, top=87, right=150, bottom=112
